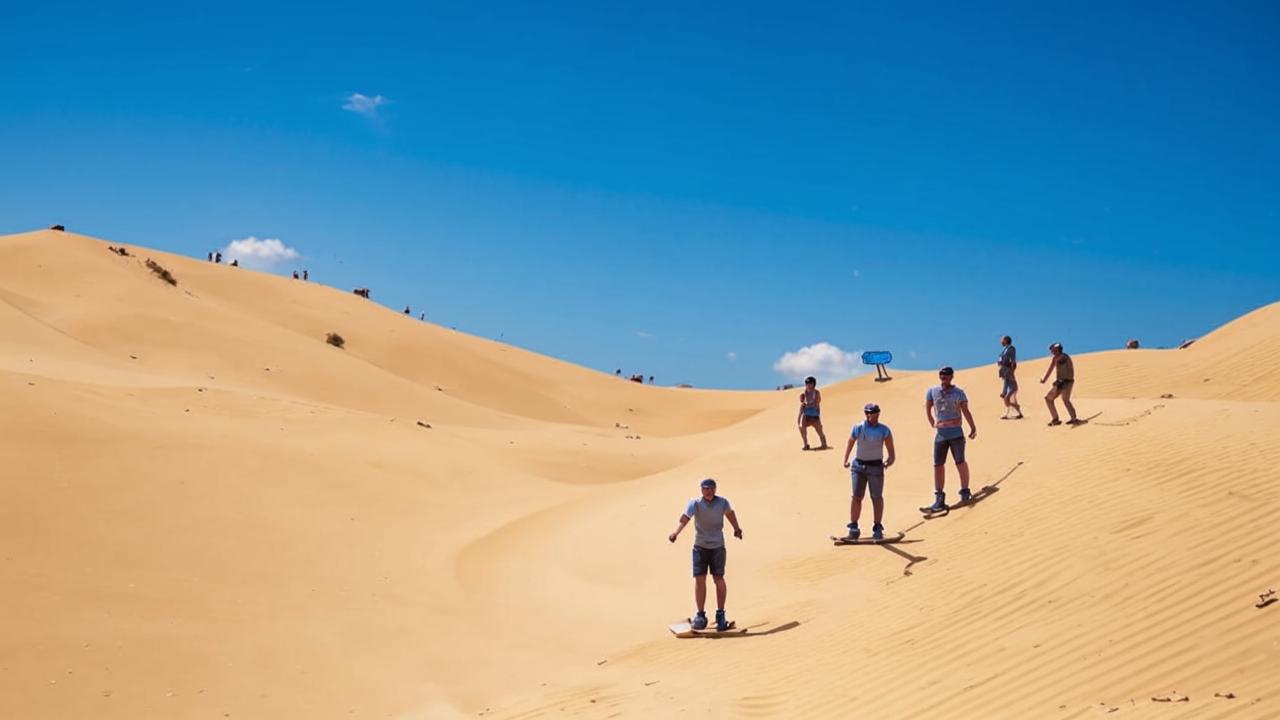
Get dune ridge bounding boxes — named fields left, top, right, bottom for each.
left=1, top=228, right=1277, bottom=719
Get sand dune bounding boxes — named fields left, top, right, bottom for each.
left=2, top=228, right=1277, bottom=719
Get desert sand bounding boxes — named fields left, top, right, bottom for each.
left=1, top=228, right=1277, bottom=719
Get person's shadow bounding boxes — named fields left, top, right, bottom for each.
left=710, top=620, right=802, bottom=639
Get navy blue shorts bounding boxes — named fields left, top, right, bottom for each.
left=933, top=431, right=967, bottom=466
left=851, top=461, right=885, bottom=499
left=1001, top=376, right=1018, bottom=397
left=692, top=545, right=726, bottom=577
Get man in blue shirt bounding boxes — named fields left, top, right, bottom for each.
left=997, top=335, right=1023, bottom=420
left=924, top=366, right=978, bottom=512
left=668, top=478, right=743, bottom=631
left=841, top=402, right=896, bottom=540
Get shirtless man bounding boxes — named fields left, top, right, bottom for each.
left=1041, top=343, right=1079, bottom=425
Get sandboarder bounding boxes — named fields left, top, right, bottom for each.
left=924, top=366, right=978, bottom=512
left=998, top=335, right=1022, bottom=419
left=1040, top=342, right=1079, bottom=425
left=668, top=478, right=743, bottom=631
left=841, top=403, right=896, bottom=540
left=797, top=376, right=828, bottom=450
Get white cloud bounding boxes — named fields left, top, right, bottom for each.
left=343, top=92, right=387, bottom=116
left=773, top=342, right=864, bottom=381
left=726, top=352, right=737, bottom=362
left=221, top=236, right=300, bottom=269
left=635, top=331, right=655, bottom=339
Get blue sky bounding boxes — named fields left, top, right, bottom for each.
left=2, top=2, right=1277, bottom=388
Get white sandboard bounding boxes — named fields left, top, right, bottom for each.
left=668, top=618, right=746, bottom=638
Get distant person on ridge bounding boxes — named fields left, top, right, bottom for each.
left=1040, top=342, right=1079, bottom=426
left=998, top=335, right=1022, bottom=419
left=841, top=403, right=896, bottom=540
left=797, top=376, right=828, bottom=450
left=924, top=366, right=978, bottom=512
left=668, top=478, right=743, bottom=632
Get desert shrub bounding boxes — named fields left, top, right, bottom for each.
left=326, top=332, right=345, bottom=349
left=145, top=258, right=177, bottom=285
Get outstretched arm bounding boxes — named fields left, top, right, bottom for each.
left=961, top=401, right=977, bottom=439
left=1041, top=357, right=1056, bottom=383
left=668, top=514, right=690, bottom=543
left=725, top=510, right=743, bottom=539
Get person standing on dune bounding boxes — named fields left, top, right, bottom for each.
left=924, top=366, right=978, bottom=512
left=668, top=478, right=743, bottom=631
left=841, top=403, right=896, bottom=540
left=1041, top=342, right=1080, bottom=426
left=998, top=335, right=1023, bottom=419
left=797, top=376, right=829, bottom=450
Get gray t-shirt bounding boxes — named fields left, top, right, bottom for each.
left=684, top=496, right=732, bottom=549
left=926, top=385, right=969, bottom=428
left=850, top=421, right=893, bottom=461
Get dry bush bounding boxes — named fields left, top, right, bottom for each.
left=326, top=332, right=345, bottom=349
left=145, top=258, right=177, bottom=285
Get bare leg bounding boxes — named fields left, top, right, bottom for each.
left=1011, top=392, right=1022, bottom=417
left=815, top=422, right=828, bottom=448
left=957, top=462, right=970, bottom=490
left=713, top=576, right=727, bottom=611
left=799, top=425, right=810, bottom=448
left=850, top=495, right=863, bottom=525
left=694, top=575, right=707, bottom=613
left=934, top=464, right=945, bottom=491
left=1045, top=392, right=1060, bottom=422
left=872, top=496, right=885, bottom=525
left=1062, top=387, right=1077, bottom=421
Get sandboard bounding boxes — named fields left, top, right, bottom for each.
left=668, top=618, right=745, bottom=638
left=829, top=532, right=905, bottom=546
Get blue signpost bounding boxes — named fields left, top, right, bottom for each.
left=861, top=350, right=893, bottom=382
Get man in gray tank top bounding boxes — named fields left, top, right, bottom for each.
left=668, top=478, right=743, bottom=631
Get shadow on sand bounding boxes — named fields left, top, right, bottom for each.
left=731, top=620, right=802, bottom=638
left=878, top=542, right=928, bottom=577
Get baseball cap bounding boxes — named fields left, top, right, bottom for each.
left=700, top=478, right=717, bottom=489
left=864, top=403, right=881, bottom=413
left=1049, top=343, right=1063, bottom=351
left=939, top=366, right=955, bottom=376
